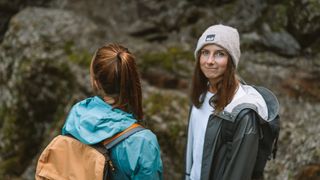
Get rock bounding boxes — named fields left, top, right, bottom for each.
left=0, top=7, right=99, bottom=177
left=239, top=50, right=320, bottom=101
left=238, top=52, right=320, bottom=180
left=261, top=4, right=288, bottom=32
left=142, top=83, right=189, bottom=179
left=241, top=31, right=263, bottom=51
left=0, top=1, right=319, bottom=179
left=142, top=67, right=189, bottom=89
left=227, top=0, right=267, bottom=32
left=295, top=164, right=320, bottom=180
left=287, top=0, right=320, bottom=49
left=127, top=20, right=159, bottom=37
left=260, top=23, right=301, bottom=57
left=0, top=0, right=53, bottom=41
left=138, top=46, right=194, bottom=89
left=240, top=25, right=301, bottom=57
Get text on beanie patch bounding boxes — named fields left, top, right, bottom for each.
left=205, top=34, right=215, bottom=41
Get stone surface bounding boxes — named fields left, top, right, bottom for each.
left=0, top=0, right=319, bottom=179
left=0, top=7, right=99, bottom=178
left=287, top=0, right=320, bottom=49
left=260, top=24, right=301, bottom=57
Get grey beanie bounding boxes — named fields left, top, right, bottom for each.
left=194, top=24, right=241, bottom=68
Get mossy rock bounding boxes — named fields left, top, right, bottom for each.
left=64, top=41, right=92, bottom=67
left=261, top=4, right=288, bottom=32
left=139, top=46, right=194, bottom=77
left=287, top=0, right=320, bottom=48
left=0, top=7, right=99, bottom=178
left=0, top=57, right=76, bottom=177
left=143, top=87, right=189, bottom=179
left=138, top=46, right=194, bottom=89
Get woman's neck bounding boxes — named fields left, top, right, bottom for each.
left=208, top=77, right=222, bottom=93
left=103, top=96, right=115, bottom=104
left=208, top=85, right=217, bottom=94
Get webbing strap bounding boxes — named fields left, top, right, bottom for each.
left=102, top=123, right=144, bottom=149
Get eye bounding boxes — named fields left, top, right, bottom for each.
left=200, top=49, right=210, bottom=57
left=214, top=51, right=226, bottom=58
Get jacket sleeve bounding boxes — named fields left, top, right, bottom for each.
left=133, top=135, right=163, bottom=180
left=222, top=111, right=259, bottom=180
left=111, top=130, right=163, bottom=180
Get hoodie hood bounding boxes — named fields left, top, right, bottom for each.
left=62, top=96, right=136, bottom=144
left=219, top=84, right=279, bottom=122
left=224, top=84, right=268, bottom=120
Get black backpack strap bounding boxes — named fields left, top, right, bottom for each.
left=272, top=135, right=279, bottom=159
left=270, top=114, right=280, bottom=159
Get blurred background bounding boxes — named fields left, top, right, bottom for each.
left=0, top=0, right=319, bottom=179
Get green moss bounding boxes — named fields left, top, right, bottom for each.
left=0, top=106, right=5, bottom=127
left=0, top=156, right=20, bottom=176
left=144, top=93, right=164, bottom=115
left=64, top=41, right=74, bottom=54
left=142, top=90, right=189, bottom=180
left=308, top=0, right=320, bottom=11
left=144, top=92, right=174, bottom=115
left=144, top=92, right=188, bottom=117
left=287, top=170, right=295, bottom=180
left=262, top=5, right=288, bottom=31
left=64, top=41, right=91, bottom=67
left=139, top=46, right=194, bottom=78
left=68, top=51, right=91, bottom=67
left=169, top=123, right=182, bottom=138
left=0, top=55, right=78, bottom=177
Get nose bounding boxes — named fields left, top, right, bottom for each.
left=207, top=53, right=215, bottom=64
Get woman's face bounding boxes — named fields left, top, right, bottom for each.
left=199, top=44, right=229, bottom=82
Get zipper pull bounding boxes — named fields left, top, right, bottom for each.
left=108, top=160, right=115, bottom=171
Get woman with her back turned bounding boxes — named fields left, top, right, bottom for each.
left=62, top=43, right=163, bottom=179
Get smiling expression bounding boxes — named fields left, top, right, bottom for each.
left=199, top=44, right=229, bottom=83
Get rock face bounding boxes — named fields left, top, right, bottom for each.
left=0, top=7, right=100, bottom=178
left=287, top=0, right=320, bottom=49
left=0, top=0, right=53, bottom=42
left=238, top=52, right=320, bottom=180
left=0, top=0, right=319, bottom=179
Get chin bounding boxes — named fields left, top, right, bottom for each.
left=206, top=75, right=220, bottom=79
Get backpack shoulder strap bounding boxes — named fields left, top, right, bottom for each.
left=102, top=123, right=145, bottom=149
left=97, top=123, right=145, bottom=179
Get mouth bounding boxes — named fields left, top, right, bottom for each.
left=206, top=67, right=218, bottom=70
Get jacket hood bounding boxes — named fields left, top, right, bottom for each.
left=251, top=85, right=280, bottom=121
left=62, top=96, right=136, bottom=144
left=219, top=85, right=279, bottom=122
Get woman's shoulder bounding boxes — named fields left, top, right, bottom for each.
left=225, top=84, right=269, bottom=120
left=124, top=128, right=160, bottom=148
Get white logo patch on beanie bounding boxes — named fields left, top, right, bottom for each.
left=205, top=34, right=215, bottom=41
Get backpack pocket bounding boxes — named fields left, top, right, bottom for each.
left=35, top=135, right=105, bottom=180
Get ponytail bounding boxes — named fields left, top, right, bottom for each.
left=90, top=43, right=143, bottom=120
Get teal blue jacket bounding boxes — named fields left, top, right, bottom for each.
left=62, top=96, right=163, bottom=180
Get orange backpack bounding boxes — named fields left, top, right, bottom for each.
left=35, top=123, right=144, bottom=180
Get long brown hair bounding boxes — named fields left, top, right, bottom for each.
left=191, top=50, right=239, bottom=113
left=90, top=43, right=143, bottom=120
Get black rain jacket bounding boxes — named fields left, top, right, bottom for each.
left=185, top=86, right=279, bottom=180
